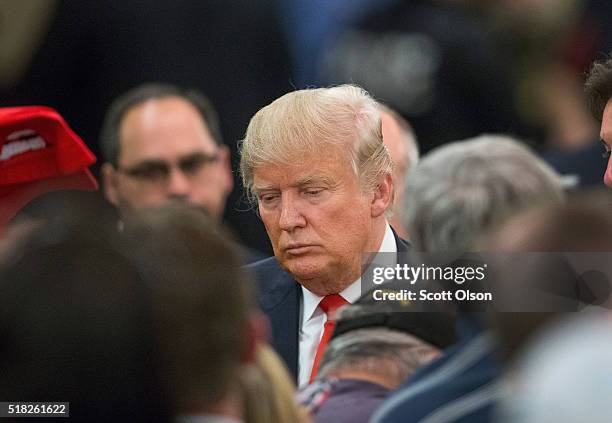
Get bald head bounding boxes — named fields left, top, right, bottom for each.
left=380, top=106, right=419, bottom=239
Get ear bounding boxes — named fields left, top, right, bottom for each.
left=218, top=145, right=234, bottom=194
left=371, top=173, right=393, bottom=218
left=241, top=311, right=270, bottom=364
left=101, top=163, right=120, bottom=207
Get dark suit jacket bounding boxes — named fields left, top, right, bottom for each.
left=245, top=230, right=410, bottom=381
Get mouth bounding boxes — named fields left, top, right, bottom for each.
left=283, top=244, right=315, bottom=255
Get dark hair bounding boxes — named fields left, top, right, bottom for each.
left=585, top=54, right=612, bottom=122
left=100, top=83, right=223, bottom=165
left=122, top=204, right=253, bottom=413
left=338, top=286, right=456, bottom=349
left=0, top=217, right=170, bottom=422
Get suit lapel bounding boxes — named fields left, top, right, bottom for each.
left=393, top=227, right=410, bottom=253
left=257, top=266, right=301, bottom=381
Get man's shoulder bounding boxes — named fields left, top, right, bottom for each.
left=245, top=256, right=282, bottom=271
left=245, top=256, right=292, bottom=283
left=372, top=333, right=500, bottom=423
left=244, top=256, right=299, bottom=311
left=375, top=376, right=498, bottom=423
left=392, top=228, right=410, bottom=253
left=313, top=379, right=389, bottom=423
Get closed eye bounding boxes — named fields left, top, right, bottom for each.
left=258, top=193, right=280, bottom=204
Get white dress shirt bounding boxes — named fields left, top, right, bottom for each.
left=297, top=223, right=398, bottom=387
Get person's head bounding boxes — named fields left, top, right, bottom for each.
left=485, top=188, right=612, bottom=253
left=2, top=191, right=117, bottom=264
left=403, top=134, right=564, bottom=253
left=240, top=84, right=393, bottom=295
left=0, top=105, right=98, bottom=232
left=0, top=213, right=170, bottom=422
left=101, top=83, right=233, bottom=219
left=316, top=303, right=441, bottom=389
left=585, top=54, right=612, bottom=187
left=122, top=204, right=257, bottom=415
left=239, top=344, right=311, bottom=423
left=498, top=315, right=612, bottom=423
left=379, top=104, right=419, bottom=239
left=483, top=189, right=612, bottom=361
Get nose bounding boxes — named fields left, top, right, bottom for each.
left=605, top=157, right=612, bottom=188
left=166, top=167, right=191, bottom=200
left=278, top=194, right=306, bottom=231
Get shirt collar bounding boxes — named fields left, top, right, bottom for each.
left=380, top=222, right=398, bottom=253
left=301, top=223, right=397, bottom=321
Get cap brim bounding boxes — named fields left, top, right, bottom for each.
left=0, top=169, right=98, bottom=229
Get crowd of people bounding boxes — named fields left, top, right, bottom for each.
left=1, top=7, right=612, bottom=421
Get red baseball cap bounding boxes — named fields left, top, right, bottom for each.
left=0, top=106, right=98, bottom=229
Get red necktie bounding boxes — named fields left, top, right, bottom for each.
left=309, top=294, right=349, bottom=382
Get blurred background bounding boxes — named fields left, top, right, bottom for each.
left=1, top=0, right=610, bottom=255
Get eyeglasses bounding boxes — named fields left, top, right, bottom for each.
left=601, top=139, right=611, bottom=159
left=118, top=152, right=220, bottom=183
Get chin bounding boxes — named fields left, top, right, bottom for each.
left=281, top=256, right=327, bottom=282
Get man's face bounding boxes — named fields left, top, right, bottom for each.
left=253, top=148, right=389, bottom=295
left=602, top=99, right=612, bottom=187
left=103, top=97, right=232, bottom=218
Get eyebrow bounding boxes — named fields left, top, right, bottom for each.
left=294, top=176, right=335, bottom=187
left=179, top=151, right=218, bottom=160
left=252, top=176, right=337, bottom=193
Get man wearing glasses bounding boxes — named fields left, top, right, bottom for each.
left=100, top=83, right=233, bottom=219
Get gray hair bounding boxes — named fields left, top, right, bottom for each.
left=239, top=84, right=393, bottom=204
left=316, top=303, right=439, bottom=384
left=317, top=328, right=437, bottom=385
left=403, top=135, right=564, bottom=253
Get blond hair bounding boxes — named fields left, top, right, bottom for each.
left=240, top=84, right=393, bottom=204
left=239, top=344, right=310, bottom=423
